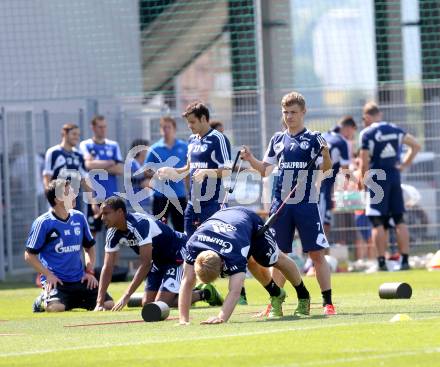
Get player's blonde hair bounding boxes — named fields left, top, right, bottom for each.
left=281, top=91, right=306, bottom=110
left=194, top=250, right=222, bottom=284
left=363, top=101, right=380, bottom=116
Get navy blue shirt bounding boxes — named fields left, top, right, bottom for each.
left=146, top=138, right=188, bottom=198
left=26, top=210, right=95, bottom=282
left=360, top=122, right=406, bottom=171
left=79, top=139, right=123, bottom=200
left=186, top=207, right=261, bottom=275
left=263, top=129, right=325, bottom=203
left=320, top=130, right=350, bottom=194
left=44, top=145, right=87, bottom=182
left=188, top=129, right=231, bottom=205
left=105, top=212, right=186, bottom=266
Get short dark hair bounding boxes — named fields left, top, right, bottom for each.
left=209, top=120, right=224, bottom=131
left=102, top=196, right=127, bottom=215
left=338, top=115, right=357, bottom=129
left=182, top=101, right=210, bottom=121
left=61, top=123, right=79, bottom=135
left=46, top=179, right=69, bottom=207
left=160, top=116, right=177, bottom=129
left=130, top=139, right=149, bottom=159
left=91, top=115, right=106, bottom=126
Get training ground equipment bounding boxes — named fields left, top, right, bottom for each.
left=127, top=292, right=143, bottom=308
left=256, top=145, right=324, bottom=237
left=221, top=150, right=243, bottom=208
left=379, top=282, right=412, bottom=299
left=141, top=301, right=170, bottom=322
left=389, top=314, right=412, bottom=322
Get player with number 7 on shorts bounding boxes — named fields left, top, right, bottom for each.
left=240, top=91, right=336, bottom=316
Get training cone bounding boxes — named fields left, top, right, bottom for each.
left=141, top=301, right=170, bottom=322
left=427, top=250, right=440, bottom=271
left=379, top=282, right=412, bottom=299
left=127, top=292, right=143, bottom=308
left=389, top=313, right=412, bottom=322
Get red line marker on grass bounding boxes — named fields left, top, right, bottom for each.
left=64, top=316, right=179, bottom=328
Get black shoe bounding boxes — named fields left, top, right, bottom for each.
left=32, top=293, right=45, bottom=313
left=400, top=263, right=411, bottom=271
left=378, top=264, right=388, bottom=271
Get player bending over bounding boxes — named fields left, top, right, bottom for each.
left=95, top=196, right=223, bottom=311
left=178, top=206, right=311, bottom=324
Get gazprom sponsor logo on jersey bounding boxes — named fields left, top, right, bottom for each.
left=274, top=142, right=284, bottom=154
left=118, top=237, right=138, bottom=247
left=279, top=161, right=307, bottom=169
left=212, top=222, right=237, bottom=233
left=190, top=162, right=208, bottom=169
left=375, top=131, right=398, bottom=142
left=196, top=234, right=233, bottom=253
left=54, top=239, right=81, bottom=254
left=300, top=141, right=310, bottom=150
left=380, top=143, right=397, bottom=158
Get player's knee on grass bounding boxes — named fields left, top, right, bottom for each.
left=46, top=301, right=66, bottom=312
left=103, top=300, right=114, bottom=310
left=156, top=291, right=179, bottom=308
left=194, top=250, right=222, bottom=284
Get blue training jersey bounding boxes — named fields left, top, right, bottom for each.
left=263, top=128, right=325, bottom=203
left=43, top=145, right=87, bottom=182
left=188, top=129, right=231, bottom=205
left=79, top=138, right=123, bottom=199
left=25, top=209, right=95, bottom=282
left=320, top=130, right=350, bottom=194
left=105, top=212, right=186, bottom=266
left=359, top=121, right=406, bottom=171
left=185, top=206, right=261, bottom=275
left=145, top=138, right=188, bottom=198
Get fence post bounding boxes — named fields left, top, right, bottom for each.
left=1, top=107, right=13, bottom=274
left=0, top=108, right=5, bottom=280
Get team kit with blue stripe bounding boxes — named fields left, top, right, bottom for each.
left=319, top=129, right=351, bottom=225
left=264, top=129, right=329, bottom=253
left=184, top=128, right=232, bottom=236
left=359, top=122, right=406, bottom=217
left=105, top=213, right=188, bottom=293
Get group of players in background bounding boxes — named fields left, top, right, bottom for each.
left=24, top=91, right=420, bottom=324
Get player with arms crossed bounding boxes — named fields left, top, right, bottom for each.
left=178, top=206, right=311, bottom=324
left=25, top=179, right=113, bottom=312
left=94, top=196, right=223, bottom=311
left=241, top=91, right=335, bottom=316
left=359, top=102, right=420, bottom=271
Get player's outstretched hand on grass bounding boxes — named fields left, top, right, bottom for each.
left=94, top=304, right=106, bottom=312
left=81, top=273, right=98, bottom=289
left=112, top=294, right=130, bottom=311
left=200, top=316, right=224, bottom=325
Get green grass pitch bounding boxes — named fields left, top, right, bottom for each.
left=1, top=270, right=439, bottom=367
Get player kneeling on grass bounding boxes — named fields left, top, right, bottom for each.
left=178, top=206, right=311, bottom=325
left=25, top=179, right=114, bottom=312
left=94, top=196, right=223, bottom=311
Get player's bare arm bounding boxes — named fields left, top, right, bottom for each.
left=240, top=146, right=273, bottom=177
left=201, top=272, right=245, bottom=324
left=179, top=263, right=197, bottom=325
left=24, top=252, right=63, bottom=291
left=112, top=244, right=153, bottom=311
left=398, top=134, right=421, bottom=171
left=81, top=246, right=98, bottom=290
left=95, top=251, right=117, bottom=310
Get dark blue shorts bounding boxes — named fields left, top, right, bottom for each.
left=366, top=170, right=405, bottom=216
left=269, top=200, right=329, bottom=253
left=146, top=263, right=183, bottom=294
left=184, top=201, right=221, bottom=237
left=355, top=213, right=371, bottom=241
